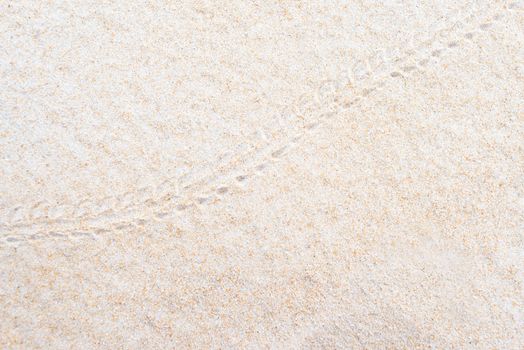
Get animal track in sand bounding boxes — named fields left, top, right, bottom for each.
left=1, top=2, right=516, bottom=247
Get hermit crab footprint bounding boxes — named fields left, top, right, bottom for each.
left=0, top=2, right=513, bottom=247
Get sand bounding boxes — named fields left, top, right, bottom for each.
left=1, top=1, right=523, bottom=348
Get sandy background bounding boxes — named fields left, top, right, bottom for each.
left=1, top=1, right=523, bottom=348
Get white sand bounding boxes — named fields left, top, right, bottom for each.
left=1, top=1, right=523, bottom=348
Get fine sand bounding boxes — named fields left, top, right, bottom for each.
left=1, top=1, right=523, bottom=348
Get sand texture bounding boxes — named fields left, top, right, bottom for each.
left=1, top=1, right=523, bottom=349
